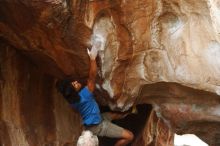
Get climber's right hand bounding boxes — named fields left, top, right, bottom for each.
left=87, top=47, right=98, bottom=60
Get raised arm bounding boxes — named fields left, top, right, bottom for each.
left=87, top=45, right=99, bottom=92
left=87, top=57, right=97, bottom=92
left=87, top=35, right=102, bottom=92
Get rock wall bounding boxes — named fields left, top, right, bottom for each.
left=0, top=42, right=82, bottom=146
left=132, top=110, right=174, bottom=146
left=1, top=0, right=220, bottom=146
left=140, top=82, right=220, bottom=146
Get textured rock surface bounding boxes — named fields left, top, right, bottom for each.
left=140, top=82, right=220, bottom=146
left=1, top=0, right=220, bottom=146
left=0, top=42, right=82, bottom=146
left=132, top=110, right=174, bottom=146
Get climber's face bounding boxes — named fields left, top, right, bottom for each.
left=71, top=81, right=82, bottom=92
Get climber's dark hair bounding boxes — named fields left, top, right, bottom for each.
left=56, top=78, right=82, bottom=104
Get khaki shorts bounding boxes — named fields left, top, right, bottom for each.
left=85, top=113, right=124, bottom=138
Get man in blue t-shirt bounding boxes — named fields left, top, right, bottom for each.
left=56, top=42, right=134, bottom=146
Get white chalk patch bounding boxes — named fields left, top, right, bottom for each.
left=117, top=101, right=125, bottom=109
left=175, top=65, right=190, bottom=81
left=215, top=86, right=220, bottom=95
left=153, top=104, right=162, bottom=118
left=153, top=104, right=172, bottom=129
left=95, top=84, right=101, bottom=90
left=77, top=130, right=99, bottom=146
left=91, top=34, right=106, bottom=51
left=208, top=0, right=220, bottom=34
left=204, top=41, right=220, bottom=73
left=102, top=80, right=114, bottom=98
left=174, top=134, right=208, bottom=146
left=210, top=105, right=220, bottom=117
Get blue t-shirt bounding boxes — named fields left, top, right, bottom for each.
left=71, top=87, right=102, bottom=125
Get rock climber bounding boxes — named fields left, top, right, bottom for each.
left=56, top=39, right=134, bottom=146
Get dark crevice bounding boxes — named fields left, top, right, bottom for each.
left=98, top=104, right=152, bottom=146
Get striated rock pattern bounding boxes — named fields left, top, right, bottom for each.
left=132, top=110, right=174, bottom=146
left=1, top=0, right=220, bottom=146
left=0, top=42, right=82, bottom=146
